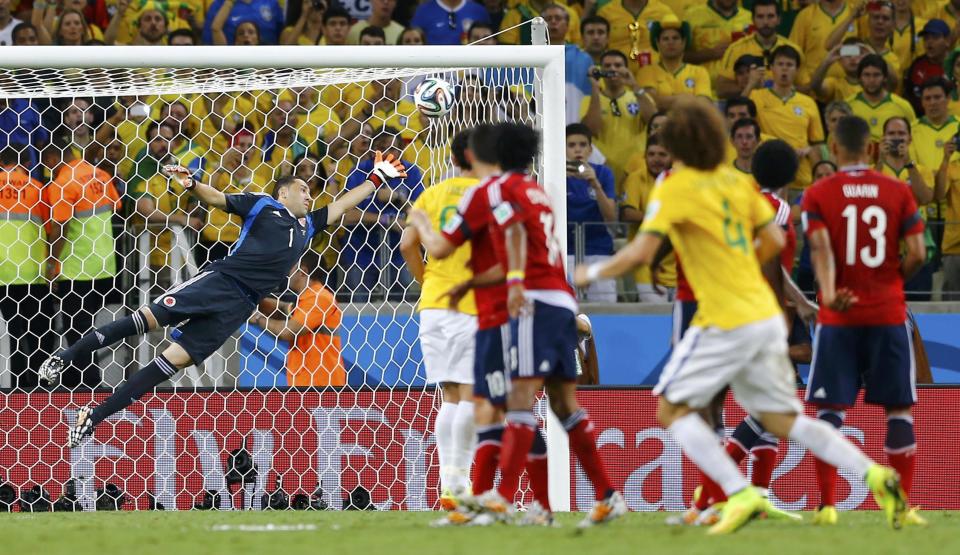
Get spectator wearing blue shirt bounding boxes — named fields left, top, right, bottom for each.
left=0, top=99, right=49, bottom=177
left=565, top=123, right=617, bottom=302
left=542, top=4, right=592, bottom=124
left=342, top=127, right=424, bottom=302
left=203, top=0, right=283, bottom=45
left=410, top=0, right=490, bottom=45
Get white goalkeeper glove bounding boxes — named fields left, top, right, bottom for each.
left=161, top=164, right=195, bottom=190
left=367, top=150, right=407, bottom=187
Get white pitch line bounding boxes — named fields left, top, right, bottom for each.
left=210, top=523, right=318, bottom=533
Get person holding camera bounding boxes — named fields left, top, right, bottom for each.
left=934, top=122, right=960, bottom=300
left=825, top=0, right=900, bottom=92
left=877, top=116, right=936, bottom=299
left=580, top=49, right=655, bottom=190
left=810, top=39, right=867, bottom=103
left=565, top=123, right=617, bottom=302
left=848, top=54, right=916, bottom=142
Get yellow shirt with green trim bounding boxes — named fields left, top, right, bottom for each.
left=890, top=16, right=926, bottom=71
left=595, top=0, right=676, bottom=69
left=636, top=61, right=712, bottom=98
left=827, top=48, right=900, bottom=94
left=933, top=1, right=960, bottom=29
left=685, top=2, right=754, bottom=82
left=912, top=115, right=959, bottom=170
left=878, top=162, right=935, bottom=218
left=789, top=1, right=857, bottom=76
left=579, top=88, right=645, bottom=189
left=621, top=168, right=676, bottom=287
left=939, top=157, right=960, bottom=254
left=411, top=176, right=479, bottom=314
left=717, top=33, right=811, bottom=88
left=846, top=91, right=917, bottom=141
left=818, top=72, right=862, bottom=102
left=500, top=2, right=582, bottom=45
left=640, top=165, right=781, bottom=329
left=750, top=87, right=823, bottom=186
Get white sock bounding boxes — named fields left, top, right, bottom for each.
left=788, top=414, right=873, bottom=477
left=435, top=402, right=458, bottom=491
left=670, top=413, right=750, bottom=496
left=451, top=400, right=476, bottom=491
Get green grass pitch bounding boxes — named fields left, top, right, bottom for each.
left=2, top=511, right=958, bottom=555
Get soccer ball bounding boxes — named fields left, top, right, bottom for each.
left=414, top=78, right=455, bottom=118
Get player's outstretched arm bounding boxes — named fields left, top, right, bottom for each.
left=162, top=165, right=227, bottom=210
left=754, top=220, right=786, bottom=264
left=325, top=151, right=407, bottom=225
left=901, top=231, right=926, bottom=281
left=406, top=208, right=456, bottom=259
left=573, top=231, right=662, bottom=287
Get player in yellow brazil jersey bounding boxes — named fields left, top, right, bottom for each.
left=400, top=130, right=479, bottom=508
left=574, top=97, right=907, bottom=534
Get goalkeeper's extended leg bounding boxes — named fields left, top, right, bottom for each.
left=41, top=307, right=158, bottom=384
left=68, top=343, right=189, bottom=448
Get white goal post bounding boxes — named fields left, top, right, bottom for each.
left=0, top=45, right=573, bottom=511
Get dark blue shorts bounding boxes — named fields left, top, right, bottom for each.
left=672, top=300, right=698, bottom=344
left=509, top=301, right=578, bottom=381
left=150, top=271, right=258, bottom=365
left=473, top=324, right=511, bottom=406
left=805, top=323, right=917, bottom=407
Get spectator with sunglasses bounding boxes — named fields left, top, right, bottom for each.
left=410, top=0, right=489, bottom=45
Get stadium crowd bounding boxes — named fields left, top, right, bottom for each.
left=2, top=0, right=960, bottom=387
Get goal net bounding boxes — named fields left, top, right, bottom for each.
left=0, top=46, right=568, bottom=512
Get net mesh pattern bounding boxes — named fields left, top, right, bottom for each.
left=0, top=65, right=545, bottom=511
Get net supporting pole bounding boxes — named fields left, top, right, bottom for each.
left=539, top=49, right=572, bottom=513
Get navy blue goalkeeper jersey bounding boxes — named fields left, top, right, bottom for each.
left=206, top=193, right=328, bottom=298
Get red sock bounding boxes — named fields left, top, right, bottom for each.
left=726, top=439, right=749, bottom=464
left=471, top=442, right=501, bottom=495
left=814, top=458, right=837, bottom=507
left=695, top=469, right=722, bottom=509
left=566, top=412, right=613, bottom=501
left=496, top=417, right=536, bottom=501
left=887, top=451, right=915, bottom=495
left=751, top=447, right=778, bottom=489
left=526, top=454, right=551, bottom=512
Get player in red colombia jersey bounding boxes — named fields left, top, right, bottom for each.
left=802, top=115, right=927, bottom=527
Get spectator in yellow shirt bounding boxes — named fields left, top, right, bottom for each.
left=890, top=0, right=926, bottom=70
left=636, top=17, right=712, bottom=108
left=789, top=0, right=856, bottom=79
left=716, top=0, right=809, bottom=99
left=684, top=0, right=754, bottom=84
left=594, top=0, right=676, bottom=72
left=499, top=0, right=581, bottom=45
left=846, top=54, right=916, bottom=141
left=581, top=15, right=610, bottom=64
left=580, top=49, right=656, bottom=190
left=825, top=0, right=900, bottom=92
left=810, top=40, right=867, bottom=102
left=934, top=131, right=960, bottom=299
left=347, top=0, right=404, bottom=44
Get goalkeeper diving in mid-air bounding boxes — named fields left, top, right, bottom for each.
left=40, top=152, right=408, bottom=449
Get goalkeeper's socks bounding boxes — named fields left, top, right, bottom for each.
left=496, top=411, right=537, bottom=501
left=750, top=443, right=779, bottom=490
left=565, top=409, right=615, bottom=501
left=885, top=415, right=916, bottom=494
left=471, top=424, right=503, bottom=495
left=60, top=310, right=148, bottom=364
left=89, top=355, right=179, bottom=426
left=526, top=426, right=551, bottom=512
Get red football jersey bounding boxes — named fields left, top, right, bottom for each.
left=802, top=166, right=924, bottom=326
left=493, top=172, right=575, bottom=296
left=674, top=257, right=695, bottom=302
left=441, top=174, right=510, bottom=330
left=762, top=190, right=797, bottom=273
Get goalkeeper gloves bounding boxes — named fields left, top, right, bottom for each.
left=161, top=164, right=195, bottom=190
left=367, top=150, right=407, bottom=187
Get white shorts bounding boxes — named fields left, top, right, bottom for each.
left=653, top=315, right=801, bottom=416
left=419, top=309, right=478, bottom=385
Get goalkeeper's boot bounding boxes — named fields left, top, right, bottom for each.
left=866, top=465, right=907, bottom=530
left=904, top=507, right=929, bottom=527
left=67, top=405, right=95, bottom=448
left=578, top=490, right=627, bottom=529
left=812, top=505, right=839, bottom=525
left=39, top=355, right=66, bottom=385
left=515, top=501, right=554, bottom=527
left=706, top=487, right=764, bottom=535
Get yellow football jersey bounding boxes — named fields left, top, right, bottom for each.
left=789, top=2, right=856, bottom=77
left=636, top=62, right=712, bottom=99
left=684, top=3, right=753, bottom=82
left=933, top=1, right=959, bottom=29
left=940, top=158, right=960, bottom=255
left=846, top=91, right=917, bottom=141
left=818, top=74, right=862, bottom=103
left=891, top=17, right=926, bottom=71
left=717, top=34, right=811, bottom=88
left=578, top=89, right=646, bottom=191
left=749, top=87, right=824, bottom=186
left=640, top=166, right=781, bottom=329
left=596, top=0, right=676, bottom=71
left=911, top=116, right=959, bottom=170
left=878, top=162, right=934, bottom=214
left=412, top=176, right=479, bottom=314
left=826, top=49, right=900, bottom=93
